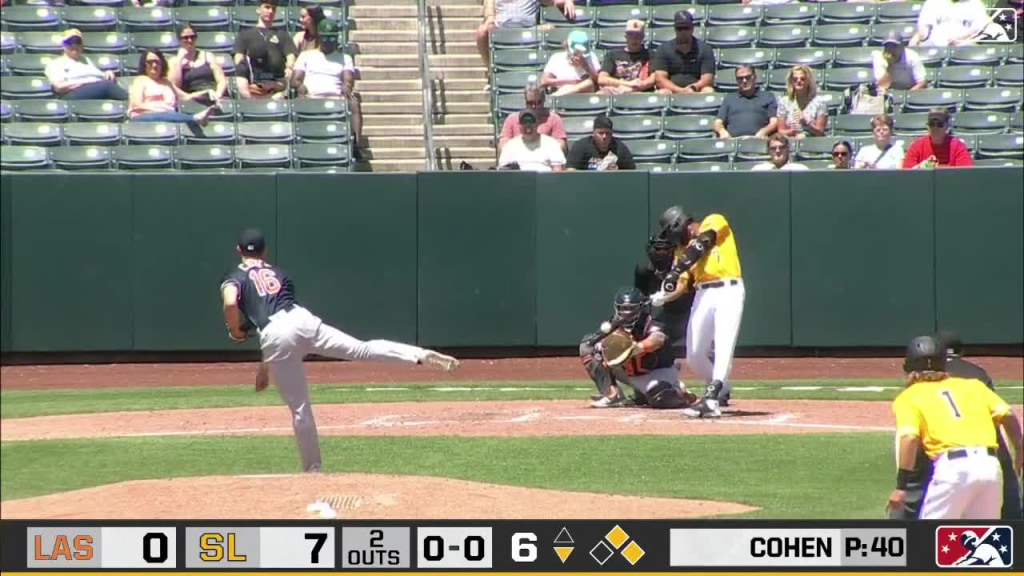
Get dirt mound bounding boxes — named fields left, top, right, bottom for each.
left=0, top=474, right=757, bottom=519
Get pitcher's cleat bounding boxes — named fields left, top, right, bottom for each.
left=422, top=350, right=460, bottom=371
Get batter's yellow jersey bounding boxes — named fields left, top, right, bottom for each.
left=674, top=213, right=742, bottom=284
left=892, top=376, right=1012, bottom=460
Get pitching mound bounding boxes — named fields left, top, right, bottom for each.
left=1, top=474, right=757, bottom=519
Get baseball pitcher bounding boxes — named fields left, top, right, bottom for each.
left=220, top=228, right=459, bottom=472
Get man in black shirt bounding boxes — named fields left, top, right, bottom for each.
left=233, top=0, right=298, bottom=99
left=597, top=19, right=659, bottom=95
left=220, top=228, right=459, bottom=472
left=635, top=234, right=694, bottom=365
left=566, top=114, right=636, bottom=170
left=713, top=65, right=779, bottom=139
left=652, top=10, right=716, bottom=94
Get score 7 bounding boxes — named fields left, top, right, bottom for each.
left=511, top=533, right=537, bottom=562
left=304, top=533, right=328, bottom=564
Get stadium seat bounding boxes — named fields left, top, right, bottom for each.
left=650, top=5, right=704, bottom=29
left=1010, top=112, right=1023, bottom=132
left=757, top=25, right=812, bottom=49
left=649, top=27, right=678, bottom=47
left=774, top=47, right=833, bottom=68
left=817, top=90, right=846, bottom=116
left=974, top=158, right=1024, bottom=167
left=939, top=65, right=994, bottom=89
left=121, top=122, right=179, bottom=146
left=596, top=28, right=630, bottom=50
left=823, top=67, right=872, bottom=91
left=1008, top=43, right=1024, bottom=65
left=764, top=67, right=792, bottom=91
left=676, top=137, right=733, bottom=162
left=119, top=7, right=176, bottom=32
left=951, top=111, right=1009, bottom=135
left=903, top=89, right=962, bottom=113
left=236, top=99, right=291, bottom=122
left=594, top=5, right=650, bottom=29
left=83, top=32, right=131, bottom=54
left=563, top=116, right=595, bottom=140
left=130, top=32, right=181, bottom=52
left=291, top=98, right=347, bottom=122
left=0, top=100, right=12, bottom=123
left=667, top=92, right=723, bottom=116
left=868, top=23, right=916, bottom=46
left=17, top=31, right=67, bottom=54
left=627, top=139, right=676, bottom=163
left=194, top=32, right=236, bottom=54
left=491, top=28, right=542, bottom=51
left=10, top=101, right=65, bottom=124
left=492, top=49, right=546, bottom=73
left=717, top=48, right=774, bottom=71
left=947, top=45, right=1007, bottom=66
left=611, top=114, right=661, bottom=140
left=762, top=3, right=818, bottom=26
left=875, top=1, right=924, bottom=24
left=811, top=24, right=870, bottom=48
left=293, top=143, right=350, bottom=169
left=703, top=26, right=757, bottom=49
left=0, top=146, right=51, bottom=171
left=236, top=143, right=293, bottom=170
left=794, top=137, right=838, bottom=160
left=963, top=87, right=1023, bottom=113
left=61, top=7, right=119, bottom=32
left=633, top=162, right=672, bottom=172
left=892, top=112, right=930, bottom=137
left=174, top=144, right=235, bottom=170
left=818, top=2, right=876, bottom=25
left=994, top=66, right=1024, bottom=88
left=1, top=6, right=62, bottom=32
left=69, top=100, right=127, bottom=122
left=64, top=122, right=123, bottom=146
left=51, top=145, right=112, bottom=170
left=6, top=54, right=56, bottom=77
left=915, top=46, right=950, bottom=69
left=591, top=0, right=646, bottom=6
left=800, top=159, right=836, bottom=170
left=673, top=160, right=730, bottom=172
left=551, top=94, right=610, bottom=118
left=181, top=99, right=235, bottom=123
left=1, top=32, right=16, bottom=55
left=832, top=46, right=877, bottom=68
left=975, top=134, right=1024, bottom=159
left=610, top=93, right=667, bottom=116
left=237, top=121, right=295, bottom=145
left=235, top=10, right=287, bottom=31
left=182, top=121, right=237, bottom=144
left=541, top=5, right=593, bottom=28
left=0, top=76, right=53, bottom=99
left=705, top=4, right=763, bottom=27
left=174, top=7, right=234, bottom=32
left=662, top=114, right=715, bottom=140
left=542, top=28, right=578, bottom=51
left=294, top=120, right=350, bottom=144
left=112, top=145, right=174, bottom=170
left=492, top=71, right=541, bottom=95
left=734, top=137, right=771, bottom=161
left=831, top=114, right=875, bottom=137
left=3, top=122, right=63, bottom=147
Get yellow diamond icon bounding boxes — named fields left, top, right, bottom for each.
left=605, top=525, right=630, bottom=549
left=621, top=541, right=645, bottom=565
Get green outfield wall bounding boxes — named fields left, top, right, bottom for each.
left=0, top=168, right=1020, bottom=354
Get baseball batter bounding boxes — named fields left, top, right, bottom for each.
left=220, top=228, right=460, bottom=472
left=583, top=287, right=696, bottom=409
left=654, top=206, right=745, bottom=418
left=887, top=335, right=1023, bottom=520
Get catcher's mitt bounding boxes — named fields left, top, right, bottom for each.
left=600, top=329, right=636, bottom=367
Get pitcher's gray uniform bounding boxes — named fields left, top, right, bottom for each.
left=220, top=228, right=459, bottom=472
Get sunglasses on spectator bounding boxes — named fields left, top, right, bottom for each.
left=181, top=34, right=197, bottom=41
left=736, top=74, right=754, bottom=82
left=832, top=151, right=849, bottom=157
left=146, top=58, right=161, bottom=65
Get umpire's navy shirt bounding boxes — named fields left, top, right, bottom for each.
left=716, top=88, right=778, bottom=137
left=652, top=37, right=715, bottom=88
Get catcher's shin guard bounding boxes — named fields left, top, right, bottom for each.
left=646, top=380, right=684, bottom=409
left=580, top=332, right=616, bottom=397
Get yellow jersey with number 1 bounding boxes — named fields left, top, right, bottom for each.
left=674, top=213, right=742, bottom=284
left=892, top=376, right=1011, bottom=460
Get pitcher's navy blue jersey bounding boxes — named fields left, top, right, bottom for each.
left=221, top=259, right=297, bottom=330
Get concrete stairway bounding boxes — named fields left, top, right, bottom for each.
left=349, top=0, right=495, bottom=172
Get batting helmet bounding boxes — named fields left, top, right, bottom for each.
left=658, top=205, right=693, bottom=244
left=903, top=335, right=947, bottom=373
left=613, top=286, right=647, bottom=328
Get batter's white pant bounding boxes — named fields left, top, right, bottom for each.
left=258, top=305, right=430, bottom=471
left=686, top=279, right=745, bottom=395
left=919, top=447, right=1004, bottom=520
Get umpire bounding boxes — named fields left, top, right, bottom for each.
left=635, top=234, right=694, bottom=359
left=889, top=330, right=1023, bottom=520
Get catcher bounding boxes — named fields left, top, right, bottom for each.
left=583, top=287, right=698, bottom=409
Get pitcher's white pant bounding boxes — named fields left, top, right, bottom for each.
left=919, top=447, right=1004, bottom=519
left=686, top=279, right=745, bottom=395
left=259, top=305, right=430, bottom=471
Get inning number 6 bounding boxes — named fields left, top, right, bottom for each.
left=511, top=532, right=537, bottom=562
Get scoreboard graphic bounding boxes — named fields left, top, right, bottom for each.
left=2, top=519, right=1020, bottom=573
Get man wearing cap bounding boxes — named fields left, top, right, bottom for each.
left=902, top=108, right=975, bottom=168
left=597, top=20, right=660, bottom=96
left=498, top=83, right=567, bottom=153
left=652, top=10, right=716, bottom=95
left=566, top=114, right=635, bottom=171
left=221, top=228, right=459, bottom=473
left=44, top=29, right=128, bottom=100
left=233, top=0, right=298, bottom=99
left=291, top=18, right=365, bottom=154
left=873, top=32, right=928, bottom=92
left=497, top=109, right=567, bottom=171
left=540, top=29, right=601, bottom=97
left=476, top=0, right=577, bottom=70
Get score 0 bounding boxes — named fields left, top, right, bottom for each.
left=416, top=527, right=492, bottom=569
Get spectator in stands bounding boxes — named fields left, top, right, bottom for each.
left=291, top=19, right=366, bottom=155
left=499, top=83, right=567, bottom=153
left=44, top=29, right=128, bottom=101
left=776, top=65, right=828, bottom=140
left=909, top=0, right=994, bottom=47
left=566, top=115, right=636, bottom=171
left=476, top=0, right=577, bottom=71
left=854, top=114, right=906, bottom=170
left=902, top=108, right=975, bottom=168
left=294, top=5, right=326, bottom=52
left=128, top=49, right=218, bottom=126
left=597, top=20, right=661, bottom=96
left=169, top=24, right=229, bottom=107
left=830, top=141, right=853, bottom=170
left=652, top=10, right=716, bottom=95
left=752, top=134, right=809, bottom=171
left=874, top=31, right=928, bottom=92
left=497, top=110, right=567, bottom=172
left=541, top=30, right=601, bottom=96
left=234, top=0, right=298, bottom=100
left=713, top=66, right=778, bottom=139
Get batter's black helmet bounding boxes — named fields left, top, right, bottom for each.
left=658, top=205, right=693, bottom=244
left=613, top=286, right=647, bottom=328
left=903, top=335, right=947, bottom=373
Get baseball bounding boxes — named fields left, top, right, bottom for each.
left=600, top=321, right=612, bottom=334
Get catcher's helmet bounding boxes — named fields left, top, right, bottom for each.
left=903, top=335, right=947, bottom=373
left=658, top=205, right=693, bottom=244
left=613, top=286, right=647, bottom=328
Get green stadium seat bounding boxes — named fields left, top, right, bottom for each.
left=194, top=31, right=236, bottom=53
left=174, top=7, right=234, bottom=32
left=237, top=121, right=295, bottom=145
left=51, top=145, right=112, bottom=170
left=61, top=7, right=119, bottom=32
left=111, top=145, right=174, bottom=170
left=817, top=90, right=846, bottom=116
left=892, top=112, right=930, bottom=137
left=831, top=114, right=875, bottom=137
left=823, top=67, right=872, bottom=91
left=17, top=31, right=66, bottom=54
left=294, top=120, right=350, bottom=144
left=181, top=99, right=235, bottom=123
left=593, top=5, right=649, bottom=29
left=1, top=6, right=62, bottom=32
left=668, top=92, right=723, bottom=115
left=64, top=121, right=122, bottom=146
left=236, top=99, right=291, bottom=122
left=662, top=114, right=715, bottom=140
left=293, top=143, right=350, bottom=169
left=235, top=10, right=287, bottom=31
left=541, top=5, right=593, bottom=28
left=764, top=67, right=793, bottom=91
left=119, top=6, right=176, bottom=32
left=611, top=114, right=662, bottom=140
left=673, top=160, right=730, bottom=172
left=794, top=137, right=837, bottom=161
left=6, top=54, right=56, bottom=77
left=130, top=31, right=181, bottom=52
left=174, top=144, right=235, bottom=170
left=492, top=71, right=541, bottom=95
left=563, top=116, right=595, bottom=140
left=800, top=159, right=836, bottom=170
left=543, top=28, right=579, bottom=51
left=650, top=5, right=705, bottom=29
left=832, top=46, right=877, bottom=68
left=763, top=3, right=818, bottom=26
left=634, top=162, right=672, bottom=173
left=703, top=26, right=757, bottom=49
left=915, top=46, right=950, bottom=69
left=0, top=76, right=52, bottom=99
left=492, top=49, right=547, bottom=73
left=236, top=143, right=293, bottom=170
left=994, top=66, right=1023, bottom=88
left=591, top=0, right=645, bottom=6
left=1008, top=44, right=1023, bottom=65
left=121, top=122, right=179, bottom=146
left=182, top=121, right=237, bottom=144
left=903, top=89, right=962, bottom=113
left=811, top=24, right=871, bottom=48
left=1, top=31, right=16, bottom=55
left=628, top=139, right=676, bottom=163
left=610, top=93, right=667, bottom=116
left=951, top=111, right=1009, bottom=135
left=649, top=26, right=678, bottom=47
left=595, top=27, right=629, bottom=50
left=774, top=47, right=833, bottom=68
left=0, top=101, right=12, bottom=123
left=963, top=87, right=1023, bottom=113
left=491, top=28, right=542, bottom=51
left=947, top=45, right=1007, bottom=66
left=717, top=47, right=774, bottom=70
left=82, top=32, right=131, bottom=54
left=1, top=145, right=51, bottom=171
left=875, top=1, right=924, bottom=24
left=676, top=137, right=733, bottom=162
left=936, top=65, right=993, bottom=90
left=550, top=94, right=610, bottom=118
left=291, top=98, right=348, bottom=122
left=1010, top=112, right=1023, bottom=132
left=818, top=2, right=876, bottom=25
left=734, top=137, right=771, bottom=161
left=868, top=23, right=916, bottom=46
left=974, top=158, right=1024, bottom=167
left=3, top=122, right=63, bottom=147
left=705, top=4, right=762, bottom=27
left=69, top=100, right=127, bottom=122
left=975, top=134, right=1024, bottom=159
left=757, top=25, right=812, bottom=49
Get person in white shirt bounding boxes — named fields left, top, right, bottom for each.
left=854, top=114, right=906, bottom=170
left=291, top=19, right=365, bottom=155
left=540, top=30, right=601, bottom=97
left=44, top=28, right=128, bottom=100
left=874, top=32, right=928, bottom=92
left=497, top=110, right=566, bottom=172
left=910, top=0, right=993, bottom=47
left=751, top=134, right=809, bottom=171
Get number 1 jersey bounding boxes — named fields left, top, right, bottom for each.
left=221, top=260, right=297, bottom=330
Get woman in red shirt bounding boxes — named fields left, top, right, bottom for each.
left=902, top=108, right=974, bottom=168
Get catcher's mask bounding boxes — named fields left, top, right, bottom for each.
left=658, top=205, right=694, bottom=244
left=647, top=235, right=674, bottom=269
left=613, top=286, right=647, bottom=328
left=903, top=335, right=947, bottom=374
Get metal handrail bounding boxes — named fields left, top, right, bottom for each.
left=416, top=0, right=437, bottom=171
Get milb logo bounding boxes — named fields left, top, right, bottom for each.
left=935, top=526, right=1013, bottom=568
left=979, top=8, right=1019, bottom=42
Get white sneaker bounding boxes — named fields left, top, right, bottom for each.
left=423, top=350, right=459, bottom=371
left=682, top=398, right=721, bottom=419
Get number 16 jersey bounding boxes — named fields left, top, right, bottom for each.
left=220, top=259, right=297, bottom=330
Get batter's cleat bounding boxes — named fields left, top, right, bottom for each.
left=589, top=393, right=604, bottom=401
left=422, top=350, right=459, bottom=371
left=719, top=392, right=731, bottom=407
left=590, top=395, right=626, bottom=408
left=681, top=397, right=722, bottom=418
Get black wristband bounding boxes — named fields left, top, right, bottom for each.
left=896, top=468, right=914, bottom=490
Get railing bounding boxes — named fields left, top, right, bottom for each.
left=416, top=0, right=437, bottom=171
